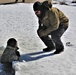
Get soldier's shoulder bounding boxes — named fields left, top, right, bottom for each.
left=48, top=8, right=56, bottom=15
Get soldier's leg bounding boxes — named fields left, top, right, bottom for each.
left=51, top=34, right=64, bottom=54
left=2, top=62, right=15, bottom=74
left=23, top=0, right=25, bottom=2
left=51, top=25, right=67, bottom=54
left=15, top=0, right=18, bottom=2
left=37, top=30, right=55, bottom=52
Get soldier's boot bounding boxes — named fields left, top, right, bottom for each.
left=43, top=46, right=55, bottom=52
left=40, top=36, right=55, bottom=52
left=54, top=45, right=64, bottom=54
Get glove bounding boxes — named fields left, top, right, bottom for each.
left=16, top=51, right=20, bottom=57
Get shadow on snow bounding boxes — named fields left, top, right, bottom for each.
left=20, top=51, right=55, bottom=62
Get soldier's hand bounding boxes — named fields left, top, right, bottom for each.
left=16, top=51, right=20, bottom=57
left=39, top=30, right=45, bottom=37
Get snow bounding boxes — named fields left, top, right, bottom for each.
left=0, top=3, right=76, bottom=75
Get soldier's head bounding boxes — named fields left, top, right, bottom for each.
left=7, top=38, right=18, bottom=48
left=33, top=1, right=43, bottom=17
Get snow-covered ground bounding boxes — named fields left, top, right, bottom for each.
left=0, top=3, right=76, bottom=75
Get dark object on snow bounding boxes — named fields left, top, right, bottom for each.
left=66, top=42, right=73, bottom=46
left=59, top=2, right=68, bottom=5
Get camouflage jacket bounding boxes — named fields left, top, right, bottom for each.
left=1, top=46, right=19, bottom=63
left=38, top=7, right=69, bottom=37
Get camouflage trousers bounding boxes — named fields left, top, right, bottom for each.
left=37, top=25, right=68, bottom=49
left=0, top=62, right=15, bottom=75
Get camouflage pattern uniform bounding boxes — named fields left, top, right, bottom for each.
left=1, top=46, right=19, bottom=63
left=36, top=2, right=69, bottom=53
left=1, top=46, right=20, bottom=75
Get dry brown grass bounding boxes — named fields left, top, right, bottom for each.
left=0, top=0, right=46, bottom=3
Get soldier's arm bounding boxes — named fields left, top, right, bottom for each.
left=41, top=11, right=60, bottom=36
left=38, top=20, right=42, bottom=29
left=10, top=50, right=20, bottom=61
